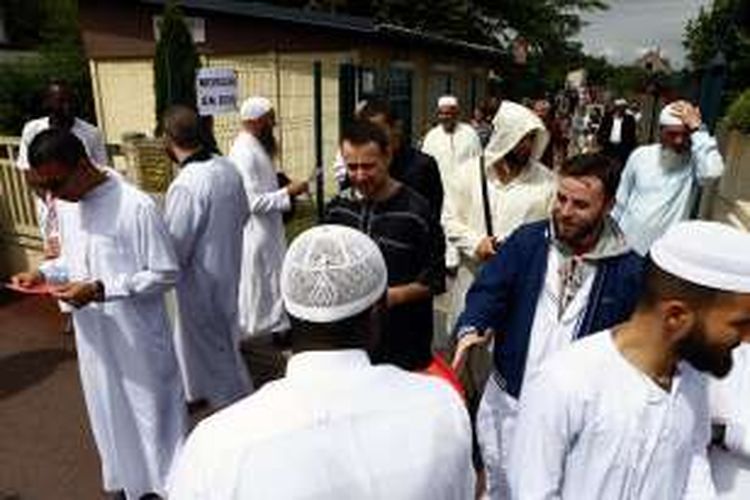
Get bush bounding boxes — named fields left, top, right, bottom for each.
left=723, top=89, right=750, bottom=134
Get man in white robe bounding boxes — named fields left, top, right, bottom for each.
left=228, top=96, right=308, bottom=385
left=163, top=106, right=252, bottom=410
left=422, top=95, right=482, bottom=268
left=443, top=100, right=555, bottom=335
left=16, top=80, right=109, bottom=333
left=509, top=220, right=750, bottom=500
left=613, top=100, right=725, bottom=255
left=709, top=344, right=750, bottom=499
left=12, top=129, right=187, bottom=500
left=169, top=224, right=474, bottom=500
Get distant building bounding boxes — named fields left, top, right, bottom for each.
left=78, top=0, right=500, bottom=191
left=635, top=48, right=672, bottom=75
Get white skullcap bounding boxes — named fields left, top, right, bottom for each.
left=438, top=95, right=459, bottom=108
left=614, top=98, right=628, bottom=106
left=650, top=221, right=750, bottom=293
left=281, top=225, right=388, bottom=323
left=240, top=96, right=272, bottom=121
left=659, top=102, right=685, bottom=127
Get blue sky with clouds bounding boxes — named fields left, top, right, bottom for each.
left=576, top=0, right=713, bottom=68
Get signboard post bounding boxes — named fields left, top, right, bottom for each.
left=195, top=67, right=238, bottom=116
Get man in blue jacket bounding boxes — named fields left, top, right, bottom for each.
left=453, top=153, right=644, bottom=500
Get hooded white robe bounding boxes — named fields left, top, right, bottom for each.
left=709, top=344, right=750, bottom=499
left=228, top=131, right=290, bottom=338
left=509, top=331, right=715, bottom=500
left=56, top=172, right=187, bottom=499
left=165, top=155, right=252, bottom=408
left=442, top=101, right=555, bottom=334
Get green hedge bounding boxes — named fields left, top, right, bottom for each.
left=723, top=89, right=750, bottom=134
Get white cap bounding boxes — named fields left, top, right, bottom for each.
left=659, top=102, right=685, bottom=127
left=281, top=225, right=388, bottom=323
left=650, top=221, right=750, bottom=294
left=438, top=95, right=458, bottom=108
left=240, top=96, right=272, bottom=121
left=614, top=98, right=628, bottom=107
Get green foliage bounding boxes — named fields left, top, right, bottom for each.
left=684, top=0, right=750, bottom=98
left=723, top=89, right=750, bottom=133
left=0, top=0, right=92, bottom=135
left=153, top=2, right=200, bottom=133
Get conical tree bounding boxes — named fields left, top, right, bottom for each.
left=153, top=1, right=200, bottom=133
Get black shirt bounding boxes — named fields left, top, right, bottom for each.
left=325, top=184, right=446, bottom=370
left=390, top=146, right=444, bottom=218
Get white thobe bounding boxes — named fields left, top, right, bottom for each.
left=442, top=160, right=555, bottom=333
left=17, top=116, right=109, bottom=170
left=709, top=345, right=750, bottom=499
left=228, top=131, right=290, bottom=338
left=612, top=130, right=725, bottom=255
left=56, top=173, right=187, bottom=499
left=169, top=350, right=474, bottom=500
left=477, top=245, right=594, bottom=500
left=165, top=155, right=252, bottom=408
left=422, top=122, right=482, bottom=268
left=509, top=331, right=716, bottom=500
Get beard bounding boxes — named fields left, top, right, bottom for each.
left=659, top=147, right=689, bottom=170
left=677, top=320, right=734, bottom=378
left=258, top=126, right=278, bottom=157
left=505, top=148, right=531, bottom=170
left=552, top=211, right=601, bottom=250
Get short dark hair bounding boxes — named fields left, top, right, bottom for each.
left=638, top=257, right=724, bottom=311
left=356, top=98, right=397, bottom=126
left=27, top=129, right=87, bottom=170
left=559, top=153, right=620, bottom=199
left=289, top=306, right=374, bottom=352
left=162, top=105, right=202, bottom=149
left=340, top=119, right=390, bottom=153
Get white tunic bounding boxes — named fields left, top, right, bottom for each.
left=422, top=122, right=482, bottom=186
left=228, top=131, right=290, bottom=338
left=509, top=331, right=716, bottom=500
left=57, top=173, right=187, bottom=499
left=165, top=155, right=252, bottom=408
left=169, top=350, right=475, bottom=500
left=422, top=122, right=482, bottom=268
left=17, top=116, right=109, bottom=170
left=709, top=345, right=750, bottom=499
left=612, top=130, right=725, bottom=255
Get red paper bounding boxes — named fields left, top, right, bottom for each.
left=4, top=282, right=60, bottom=296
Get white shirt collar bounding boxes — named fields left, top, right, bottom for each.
left=286, top=349, right=371, bottom=380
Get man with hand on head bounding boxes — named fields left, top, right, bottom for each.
left=169, top=225, right=474, bottom=500
left=163, top=105, right=252, bottom=411
left=613, top=100, right=725, bottom=255
left=510, top=221, right=750, bottom=500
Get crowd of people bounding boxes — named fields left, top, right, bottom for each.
left=8, top=78, right=750, bottom=500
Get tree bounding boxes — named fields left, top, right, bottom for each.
left=0, top=0, right=93, bottom=134
left=153, top=1, right=200, bottom=133
left=684, top=0, right=750, bottom=102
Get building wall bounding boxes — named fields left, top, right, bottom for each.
left=89, top=51, right=350, bottom=195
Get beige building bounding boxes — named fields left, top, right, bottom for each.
left=79, top=0, right=499, bottom=193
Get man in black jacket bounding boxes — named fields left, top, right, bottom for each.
left=597, top=98, right=637, bottom=167
left=325, top=120, right=446, bottom=371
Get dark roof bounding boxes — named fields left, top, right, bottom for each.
left=141, top=0, right=503, bottom=58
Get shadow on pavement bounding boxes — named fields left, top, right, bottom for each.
left=0, top=348, right=76, bottom=400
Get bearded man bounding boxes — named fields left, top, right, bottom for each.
left=453, top=153, right=644, bottom=499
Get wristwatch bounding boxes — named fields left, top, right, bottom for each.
left=93, top=280, right=105, bottom=302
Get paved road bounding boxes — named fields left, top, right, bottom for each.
left=0, top=292, right=102, bottom=499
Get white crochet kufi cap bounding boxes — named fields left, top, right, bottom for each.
left=281, top=224, right=388, bottom=323
left=650, top=221, right=750, bottom=293
left=659, top=102, right=685, bottom=127
left=240, top=96, right=272, bottom=121
left=438, top=95, right=459, bottom=108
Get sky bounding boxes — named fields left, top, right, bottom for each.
left=576, top=0, right=713, bottom=68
